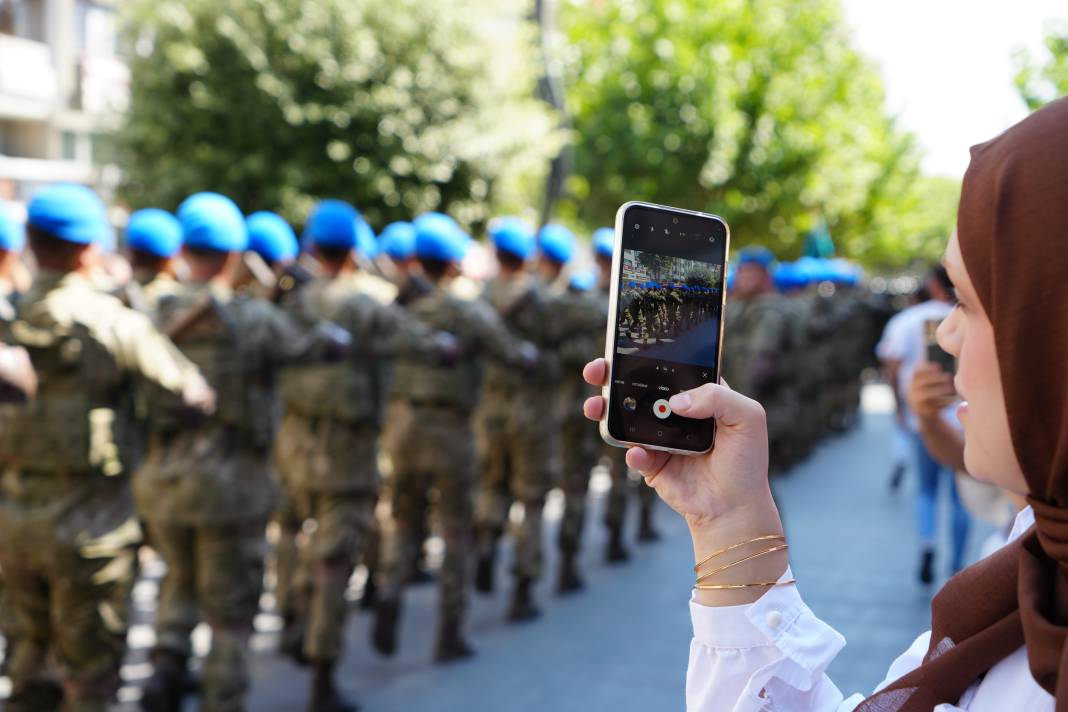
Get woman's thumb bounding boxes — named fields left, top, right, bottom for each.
left=668, top=383, right=765, bottom=430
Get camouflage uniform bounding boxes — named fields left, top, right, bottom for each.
left=555, top=286, right=607, bottom=566
left=722, top=292, right=791, bottom=472
left=474, top=273, right=566, bottom=594
left=377, top=281, right=520, bottom=651
left=273, top=272, right=432, bottom=668
left=0, top=271, right=205, bottom=711
left=135, top=281, right=317, bottom=712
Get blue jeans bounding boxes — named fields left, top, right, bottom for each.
left=912, top=432, right=970, bottom=571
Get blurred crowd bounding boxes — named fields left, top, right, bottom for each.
left=0, top=184, right=897, bottom=712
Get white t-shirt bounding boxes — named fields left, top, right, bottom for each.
left=875, top=299, right=955, bottom=431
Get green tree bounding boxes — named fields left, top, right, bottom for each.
left=117, top=0, right=563, bottom=230
left=1015, top=23, right=1068, bottom=111
left=559, top=0, right=956, bottom=268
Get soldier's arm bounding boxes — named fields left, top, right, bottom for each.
left=105, top=308, right=215, bottom=414
left=362, top=299, right=453, bottom=361
left=258, top=300, right=351, bottom=365
left=467, top=298, right=539, bottom=372
left=0, top=344, right=36, bottom=403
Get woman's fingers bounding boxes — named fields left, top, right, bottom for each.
left=667, top=382, right=763, bottom=429
left=582, top=358, right=607, bottom=387
left=625, top=446, right=671, bottom=482
left=583, top=395, right=605, bottom=421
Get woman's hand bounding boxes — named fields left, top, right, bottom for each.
left=907, top=361, right=958, bottom=421
left=582, top=359, right=786, bottom=604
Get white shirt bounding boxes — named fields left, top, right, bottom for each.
left=875, top=300, right=955, bottom=431
left=687, top=506, right=1053, bottom=711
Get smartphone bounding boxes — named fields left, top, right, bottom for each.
left=601, top=201, right=729, bottom=454
left=924, top=318, right=956, bottom=373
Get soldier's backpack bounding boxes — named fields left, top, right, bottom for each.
left=155, top=291, right=275, bottom=448
left=277, top=281, right=382, bottom=426
left=0, top=319, right=125, bottom=476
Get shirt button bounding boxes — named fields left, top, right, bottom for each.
left=765, top=610, right=783, bottom=628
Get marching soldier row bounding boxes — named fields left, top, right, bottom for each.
left=0, top=185, right=660, bottom=712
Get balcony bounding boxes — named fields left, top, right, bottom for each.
left=0, top=33, right=58, bottom=120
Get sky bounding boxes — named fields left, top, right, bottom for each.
left=842, top=0, right=1067, bottom=178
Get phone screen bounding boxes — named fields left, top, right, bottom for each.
left=924, top=319, right=956, bottom=373
left=606, top=203, right=728, bottom=452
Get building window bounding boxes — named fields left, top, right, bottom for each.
left=0, top=0, right=45, bottom=42
left=62, top=131, right=78, bottom=161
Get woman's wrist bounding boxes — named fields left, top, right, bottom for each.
left=687, top=496, right=789, bottom=607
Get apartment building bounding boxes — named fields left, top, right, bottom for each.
left=0, top=0, right=127, bottom=217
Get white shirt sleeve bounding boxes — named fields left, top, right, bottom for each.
left=686, top=568, right=930, bottom=712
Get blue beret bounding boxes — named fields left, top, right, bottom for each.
left=490, top=216, right=535, bottom=260
left=27, top=183, right=110, bottom=245
left=737, top=246, right=775, bottom=269
left=0, top=211, right=24, bottom=252
left=569, top=270, right=596, bottom=292
left=414, top=212, right=468, bottom=263
left=246, top=211, right=298, bottom=264
left=126, top=209, right=182, bottom=258
left=592, top=227, right=614, bottom=258
left=305, top=199, right=360, bottom=250
left=355, top=216, right=379, bottom=258
left=178, top=193, right=247, bottom=253
left=538, top=223, right=575, bottom=264
left=378, top=222, right=416, bottom=260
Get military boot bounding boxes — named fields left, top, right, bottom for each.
left=308, top=661, right=358, bottom=712
left=434, top=620, right=475, bottom=664
left=474, top=540, right=496, bottom=595
left=606, top=524, right=631, bottom=563
left=507, top=577, right=541, bottom=622
left=371, top=596, right=401, bottom=657
left=140, top=649, right=189, bottom=712
left=556, top=551, right=584, bottom=594
left=638, top=504, right=661, bottom=543
left=280, top=614, right=309, bottom=666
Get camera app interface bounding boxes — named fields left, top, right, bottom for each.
left=607, top=205, right=727, bottom=451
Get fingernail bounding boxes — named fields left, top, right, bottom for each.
left=669, top=392, right=691, bottom=410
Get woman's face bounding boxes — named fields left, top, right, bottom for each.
left=937, top=232, right=1028, bottom=494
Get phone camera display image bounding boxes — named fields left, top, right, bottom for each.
left=924, top=318, right=956, bottom=373
left=604, top=203, right=729, bottom=454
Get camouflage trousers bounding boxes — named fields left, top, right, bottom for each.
left=557, top=416, right=600, bottom=554
left=148, top=520, right=266, bottom=712
left=274, top=414, right=380, bottom=664
left=0, top=474, right=139, bottom=712
left=474, top=391, right=561, bottom=581
left=381, top=405, right=475, bottom=627
left=289, top=490, right=376, bottom=663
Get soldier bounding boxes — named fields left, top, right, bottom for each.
left=136, top=192, right=335, bottom=712
left=273, top=200, right=448, bottom=711
left=0, top=184, right=213, bottom=712
left=722, top=246, right=793, bottom=473
left=555, top=267, right=607, bottom=592
left=592, top=228, right=659, bottom=555
left=372, top=215, right=531, bottom=661
left=377, top=221, right=432, bottom=307
left=126, top=209, right=183, bottom=286
left=247, top=211, right=299, bottom=271
left=473, top=217, right=567, bottom=621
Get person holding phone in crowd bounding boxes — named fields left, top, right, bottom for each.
left=876, top=264, right=970, bottom=583
left=582, top=95, right=1068, bottom=710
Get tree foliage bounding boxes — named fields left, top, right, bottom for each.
left=116, top=0, right=563, bottom=230
left=1014, top=23, right=1068, bottom=111
left=559, top=0, right=958, bottom=268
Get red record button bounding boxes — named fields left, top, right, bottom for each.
left=653, top=399, right=671, bottom=419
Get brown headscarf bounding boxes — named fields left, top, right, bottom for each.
left=857, top=95, right=1068, bottom=710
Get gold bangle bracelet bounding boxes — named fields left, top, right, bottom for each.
left=693, top=534, right=786, bottom=573
left=694, top=543, right=789, bottom=584
left=695, top=578, right=796, bottom=590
